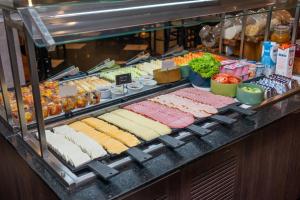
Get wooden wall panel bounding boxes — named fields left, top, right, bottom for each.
left=0, top=136, right=58, bottom=200
left=240, top=112, right=300, bottom=200
left=120, top=171, right=181, bottom=200
left=181, top=145, right=242, bottom=200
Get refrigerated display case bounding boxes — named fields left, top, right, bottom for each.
left=0, top=0, right=300, bottom=200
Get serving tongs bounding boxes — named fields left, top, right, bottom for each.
left=161, top=45, right=188, bottom=59
left=47, top=65, right=80, bottom=81
left=87, top=59, right=117, bottom=75
left=125, top=51, right=150, bottom=66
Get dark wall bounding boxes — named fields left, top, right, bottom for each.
left=0, top=135, right=58, bottom=200
left=122, top=112, right=300, bottom=200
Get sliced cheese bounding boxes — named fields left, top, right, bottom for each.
left=82, top=118, right=140, bottom=147
left=45, top=130, right=91, bottom=167
left=98, top=113, right=160, bottom=141
left=53, top=125, right=107, bottom=159
left=112, top=109, right=171, bottom=136
left=69, top=121, right=128, bottom=154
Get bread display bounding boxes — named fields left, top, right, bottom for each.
left=81, top=118, right=140, bottom=147
left=111, top=109, right=171, bottom=136
left=53, top=125, right=107, bottom=159
left=69, top=121, right=128, bottom=154
left=98, top=113, right=160, bottom=141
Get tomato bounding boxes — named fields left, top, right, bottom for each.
left=228, top=77, right=240, bottom=84
left=215, top=76, right=229, bottom=83
left=213, top=73, right=240, bottom=84
left=217, top=73, right=231, bottom=77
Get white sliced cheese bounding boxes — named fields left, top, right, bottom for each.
left=53, top=125, right=107, bottom=159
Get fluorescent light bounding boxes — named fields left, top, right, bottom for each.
left=28, top=0, right=33, bottom=7
left=52, top=0, right=216, bottom=18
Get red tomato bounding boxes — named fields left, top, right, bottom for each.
left=215, top=76, right=229, bottom=83
left=228, top=77, right=240, bottom=84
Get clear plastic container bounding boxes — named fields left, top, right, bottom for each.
left=76, top=92, right=89, bottom=108
left=61, top=96, right=77, bottom=113
left=89, top=90, right=101, bottom=105
left=271, top=25, right=291, bottom=44
left=245, top=9, right=267, bottom=37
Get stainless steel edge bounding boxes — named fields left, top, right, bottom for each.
left=264, top=6, right=273, bottom=41
left=0, top=52, right=13, bottom=125
left=3, top=9, right=28, bottom=138
left=219, top=13, right=225, bottom=55
left=24, top=29, right=48, bottom=158
left=292, top=1, right=300, bottom=44
left=27, top=8, right=55, bottom=50
left=239, top=10, right=247, bottom=59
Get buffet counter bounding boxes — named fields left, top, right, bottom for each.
left=1, top=89, right=300, bottom=200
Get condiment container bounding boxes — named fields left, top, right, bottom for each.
left=237, top=83, right=265, bottom=105
left=211, top=78, right=241, bottom=97
left=127, top=82, right=144, bottom=92
left=271, top=25, right=291, bottom=44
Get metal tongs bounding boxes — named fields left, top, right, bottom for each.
left=47, top=65, right=79, bottom=81
left=87, top=59, right=116, bottom=75
left=161, top=45, right=187, bottom=58
left=125, top=51, right=150, bottom=66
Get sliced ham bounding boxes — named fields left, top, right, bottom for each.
left=124, top=101, right=194, bottom=129
left=172, top=88, right=235, bottom=108
left=150, top=94, right=217, bottom=118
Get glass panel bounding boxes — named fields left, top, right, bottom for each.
left=18, top=0, right=220, bottom=47
left=16, top=0, right=298, bottom=47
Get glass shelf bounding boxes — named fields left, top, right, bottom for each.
left=12, top=0, right=298, bottom=47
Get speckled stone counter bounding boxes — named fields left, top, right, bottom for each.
left=0, top=92, right=300, bottom=200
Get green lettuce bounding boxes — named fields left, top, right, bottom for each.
left=188, top=53, right=220, bottom=79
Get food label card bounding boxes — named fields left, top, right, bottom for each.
left=162, top=60, right=176, bottom=71
left=116, top=73, right=132, bottom=85
left=59, top=85, right=78, bottom=97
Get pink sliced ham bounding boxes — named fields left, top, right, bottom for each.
left=150, top=94, right=217, bottom=118
left=172, top=88, right=235, bottom=109
left=124, top=101, right=194, bottom=129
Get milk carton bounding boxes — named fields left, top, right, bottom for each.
left=261, top=41, right=278, bottom=76
left=275, top=44, right=295, bottom=78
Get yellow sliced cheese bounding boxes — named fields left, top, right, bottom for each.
left=69, top=121, right=128, bottom=154
left=112, top=109, right=171, bottom=136
left=82, top=118, right=140, bottom=147
left=98, top=113, right=160, bottom=141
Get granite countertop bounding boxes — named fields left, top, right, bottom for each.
left=1, top=92, right=300, bottom=200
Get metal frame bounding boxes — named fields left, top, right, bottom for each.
left=0, top=53, right=12, bottom=124
left=264, top=6, right=273, bottom=41
left=24, top=29, right=48, bottom=158
left=292, top=1, right=300, bottom=44
left=239, top=10, right=248, bottom=59
left=3, top=9, right=28, bottom=138
left=0, top=0, right=299, bottom=191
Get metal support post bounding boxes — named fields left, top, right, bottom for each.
left=3, top=9, right=28, bottom=137
left=219, top=13, right=225, bottom=55
left=239, top=10, right=248, bottom=59
left=0, top=53, right=13, bottom=124
left=264, top=6, right=273, bottom=41
left=292, top=2, right=300, bottom=44
left=25, top=29, right=48, bottom=158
